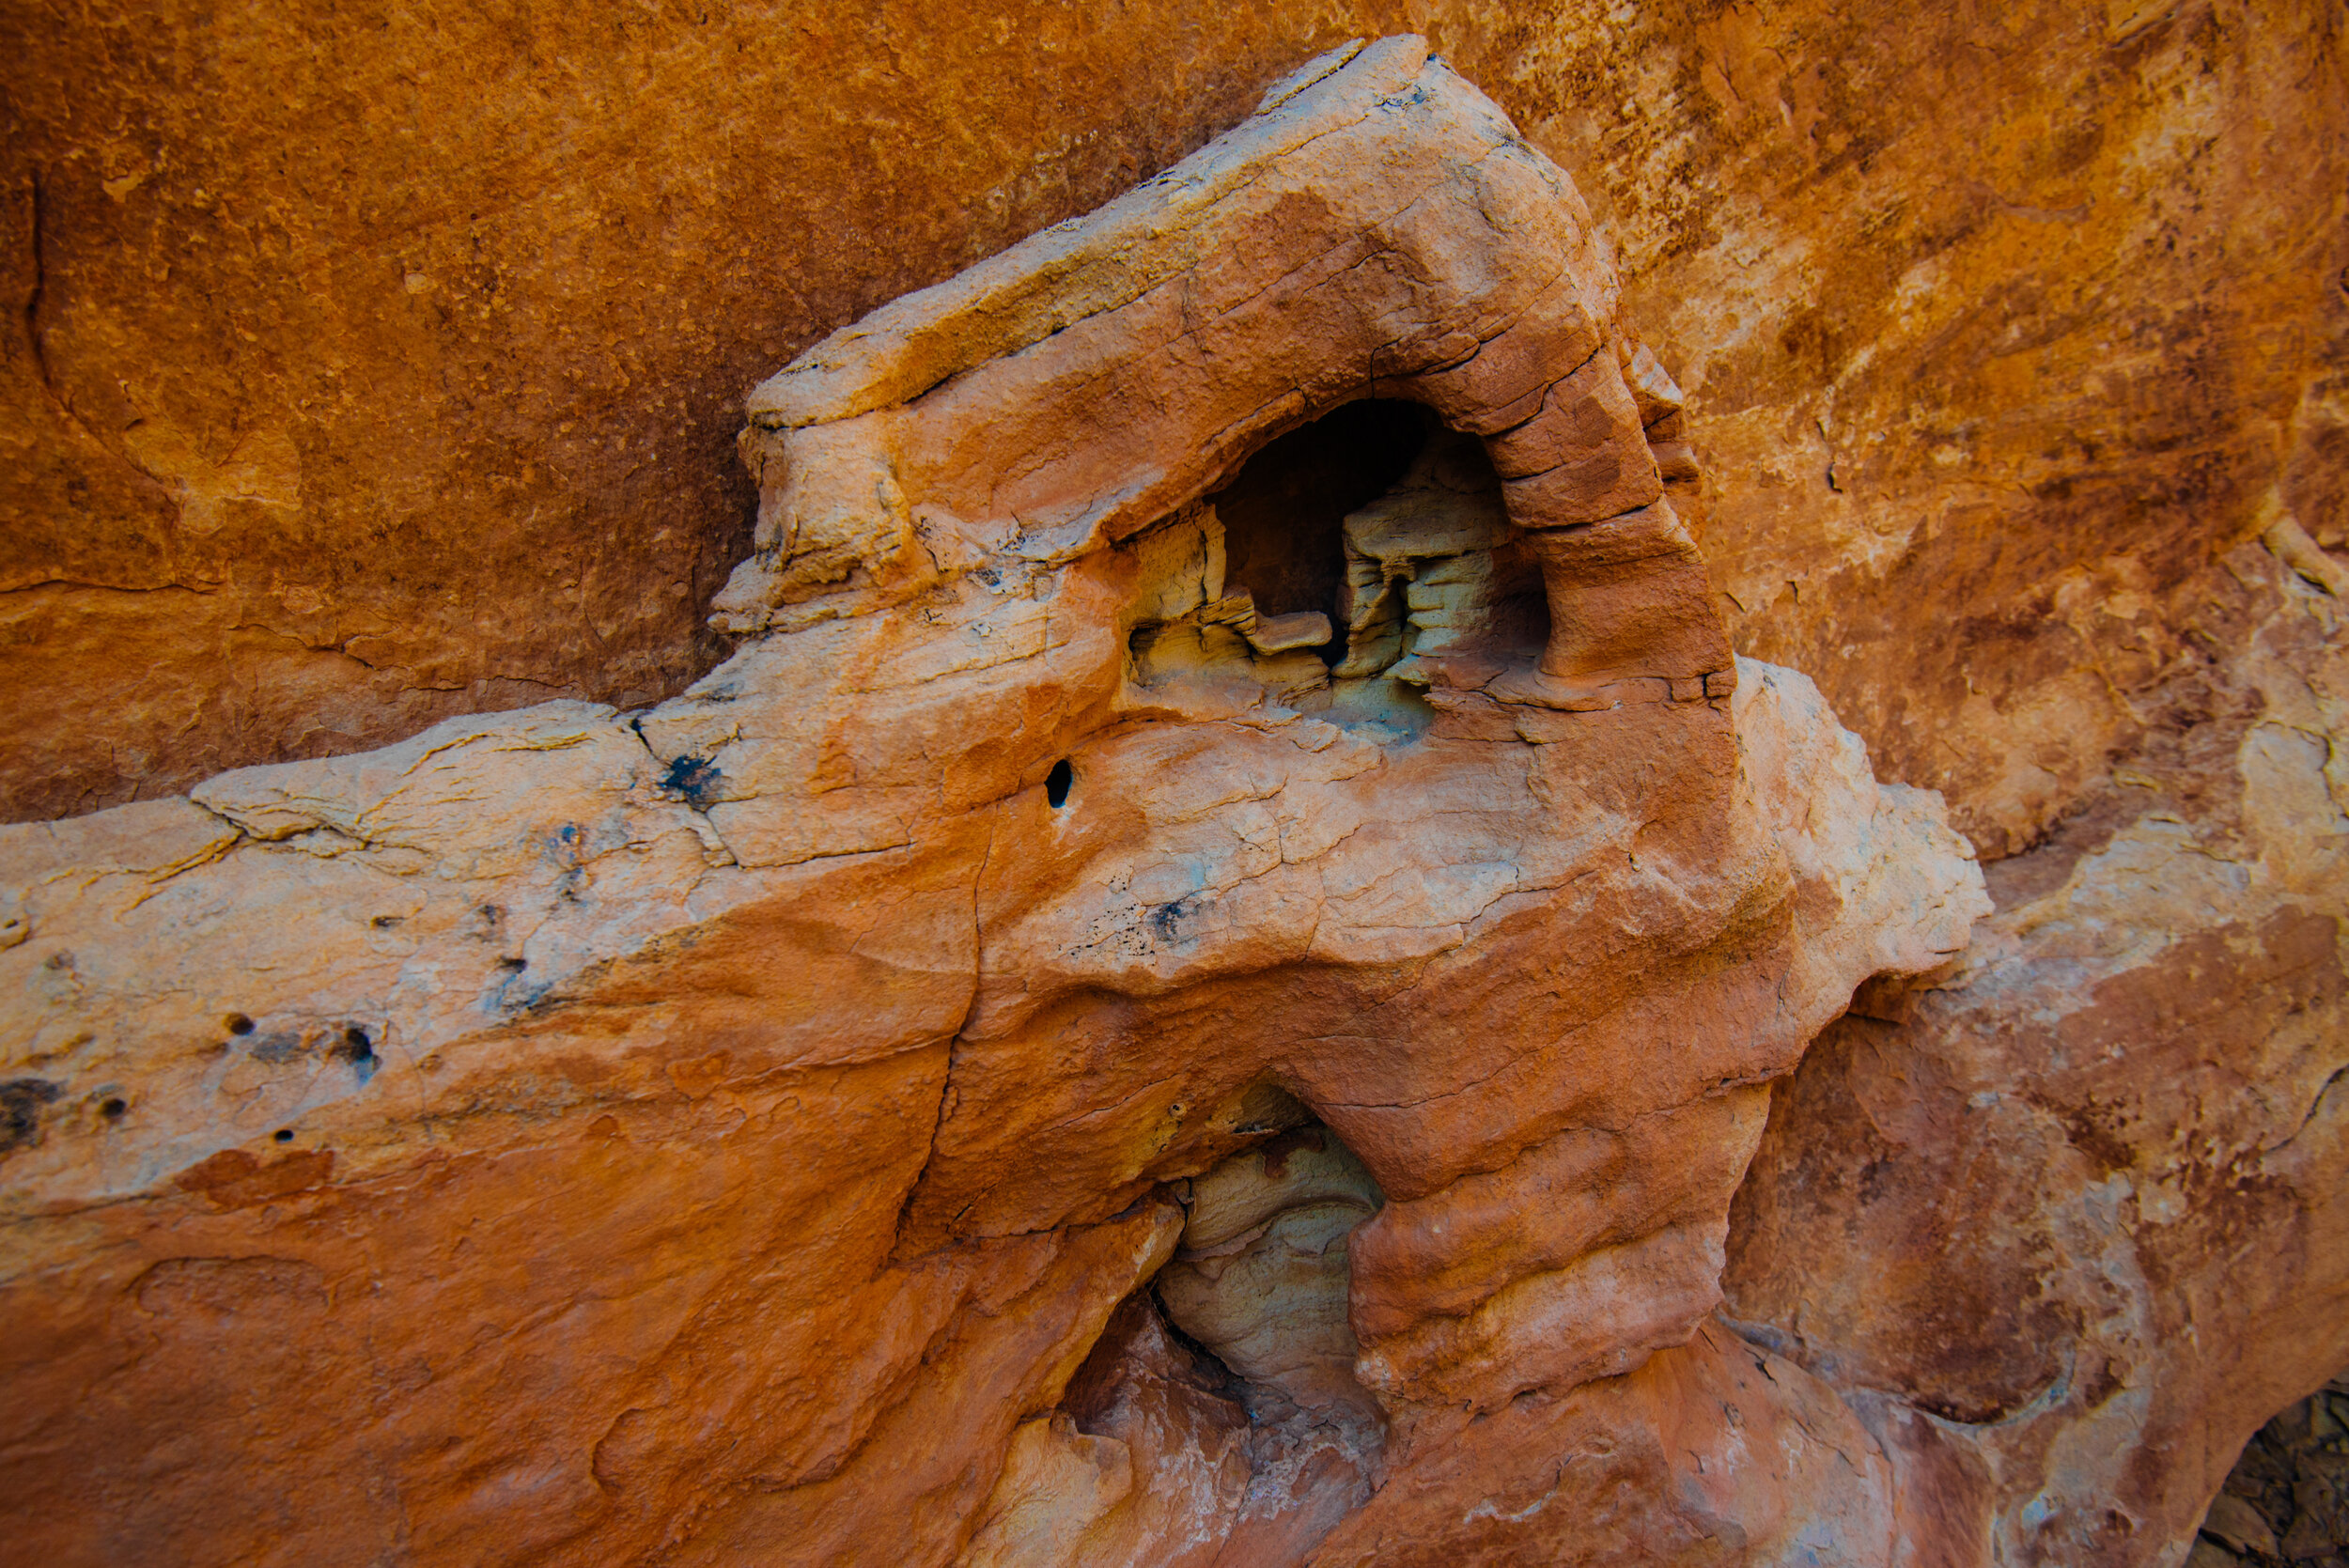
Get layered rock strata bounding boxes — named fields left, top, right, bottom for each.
left=0, top=43, right=1996, bottom=1565
left=10, top=2, right=2340, bottom=860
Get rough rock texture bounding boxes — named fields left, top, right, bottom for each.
left=8, top=1, right=2341, bottom=844
left=0, top=47, right=1999, bottom=1564
left=1724, top=542, right=2349, bottom=1568
left=4, top=14, right=2344, bottom=1567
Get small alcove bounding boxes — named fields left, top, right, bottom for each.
left=2194, top=1373, right=2349, bottom=1563
left=1040, top=1093, right=1389, bottom=1552
left=1126, top=398, right=1548, bottom=730
left=1211, top=398, right=1430, bottom=655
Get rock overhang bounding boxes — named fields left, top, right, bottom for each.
left=712, top=37, right=1722, bottom=709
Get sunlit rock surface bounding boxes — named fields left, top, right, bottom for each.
left=3, top=23, right=2341, bottom=1568
left=0, top=45, right=1993, bottom=1564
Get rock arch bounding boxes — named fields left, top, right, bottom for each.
left=714, top=37, right=1724, bottom=706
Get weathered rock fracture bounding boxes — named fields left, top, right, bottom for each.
left=1, top=35, right=2342, bottom=1568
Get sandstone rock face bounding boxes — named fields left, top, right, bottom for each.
left=1724, top=543, right=2349, bottom=1568
left=0, top=46, right=1999, bottom=1564
left=12, top=1, right=2339, bottom=857
left=7, top=22, right=2344, bottom=1568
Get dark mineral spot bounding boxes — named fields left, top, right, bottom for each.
left=335, top=1026, right=381, bottom=1084
left=1047, top=758, right=1074, bottom=808
left=0, top=1079, right=61, bottom=1153
left=660, top=753, right=721, bottom=804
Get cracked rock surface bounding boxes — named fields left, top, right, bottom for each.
left=2, top=29, right=2342, bottom=1568
left=0, top=46, right=1994, bottom=1564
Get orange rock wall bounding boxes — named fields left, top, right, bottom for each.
left=0, top=47, right=1999, bottom=1563
left=4, top=7, right=2345, bottom=1567
left=7, top=0, right=2341, bottom=849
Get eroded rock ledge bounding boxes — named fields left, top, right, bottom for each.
left=19, top=36, right=2319, bottom=1566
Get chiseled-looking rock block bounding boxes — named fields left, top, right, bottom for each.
left=0, top=39, right=1987, bottom=1567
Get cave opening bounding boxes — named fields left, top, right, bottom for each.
left=1127, top=398, right=1548, bottom=733
left=1209, top=398, right=1432, bottom=658
left=1007, top=1095, right=1389, bottom=1557
left=2195, top=1370, right=2349, bottom=1563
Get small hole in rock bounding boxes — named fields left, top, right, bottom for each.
left=344, top=1025, right=371, bottom=1051
left=272, top=1128, right=294, bottom=1144
left=101, top=1097, right=126, bottom=1121
left=226, top=1013, right=255, bottom=1036
left=1047, top=758, right=1074, bottom=809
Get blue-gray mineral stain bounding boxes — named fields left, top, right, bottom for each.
left=660, top=754, right=721, bottom=804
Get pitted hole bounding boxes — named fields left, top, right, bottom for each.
left=1211, top=399, right=1429, bottom=663
left=336, top=1026, right=381, bottom=1084
left=101, top=1097, right=127, bottom=1121
left=226, top=1013, right=256, bottom=1036
left=272, top=1128, right=295, bottom=1144
left=1046, top=758, right=1074, bottom=809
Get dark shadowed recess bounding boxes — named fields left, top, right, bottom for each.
left=1038, top=1102, right=1387, bottom=1558
left=2194, top=1374, right=2349, bottom=1566
left=1212, top=399, right=1429, bottom=628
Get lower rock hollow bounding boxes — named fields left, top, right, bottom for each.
left=971, top=1111, right=1393, bottom=1565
